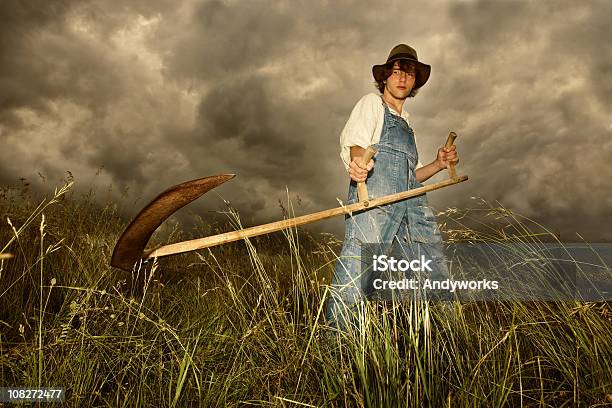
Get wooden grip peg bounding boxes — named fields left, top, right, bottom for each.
left=357, top=146, right=378, bottom=204
left=444, top=132, right=458, bottom=179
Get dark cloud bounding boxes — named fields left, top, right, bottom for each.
left=0, top=0, right=74, bottom=112
left=161, top=0, right=296, bottom=80
left=424, top=0, right=612, bottom=240
left=196, top=77, right=303, bottom=159
left=1, top=0, right=610, bottom=243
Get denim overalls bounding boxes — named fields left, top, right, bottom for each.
left=326, top=98, right=449, bottom=330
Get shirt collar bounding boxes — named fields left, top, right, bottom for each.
left=380, top=94, right=410, bottom=121
left=389, top=104, right=410, bottom=121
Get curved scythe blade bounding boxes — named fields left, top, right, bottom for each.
left=111, top=174, right=236, bottom=271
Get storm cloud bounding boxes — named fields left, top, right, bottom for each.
left=1, top=0, right=610, bottom=240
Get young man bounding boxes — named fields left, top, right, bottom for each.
left=326, top=44, right=459, bottom=331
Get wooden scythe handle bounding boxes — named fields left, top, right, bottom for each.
left=357, top=146, right=378, bottom=203
left=445, top=132, right=458, bottom=179
left=146, top=174, right=468, bottom=260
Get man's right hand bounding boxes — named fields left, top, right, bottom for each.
left=348, top=156, right=374, bottom=183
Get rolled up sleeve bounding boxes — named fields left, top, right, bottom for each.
left=339, top=94, right=380, bottom=170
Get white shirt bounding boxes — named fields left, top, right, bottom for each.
left=339, top=92, right=423, bottom=170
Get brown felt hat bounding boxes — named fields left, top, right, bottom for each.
left=372, top=44, right=431, bottom=90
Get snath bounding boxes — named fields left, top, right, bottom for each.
left=111, top=133, right=468, bottom=271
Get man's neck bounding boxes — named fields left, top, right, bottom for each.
left=382, top=92, right=405, bottom=115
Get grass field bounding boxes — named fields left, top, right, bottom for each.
left=1, top=181, right=610, bottom=407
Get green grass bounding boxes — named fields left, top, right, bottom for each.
left=0, top=181, right=610, bottom=407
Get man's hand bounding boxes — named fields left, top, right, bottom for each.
left=434, top=145, right=459, bottom=171
left=348, top=156, right=374, bottom=183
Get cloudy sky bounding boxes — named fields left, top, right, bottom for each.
left=1, top=0, right=611, bottom=241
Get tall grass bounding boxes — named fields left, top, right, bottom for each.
left=0, top=181, right=610, bottom=407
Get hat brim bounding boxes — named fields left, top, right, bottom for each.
left=372, top=57, right=431, bottom=90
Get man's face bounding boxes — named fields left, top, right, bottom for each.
left=384, top=61, right=416, bottom=100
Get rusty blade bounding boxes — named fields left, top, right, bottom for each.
left=111, top=174, right=236, bottom=271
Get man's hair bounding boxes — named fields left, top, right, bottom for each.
left=374, top=60, right=419, bottom=97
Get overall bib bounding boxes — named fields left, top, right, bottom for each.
left=326, top=99, right=449, bottom=330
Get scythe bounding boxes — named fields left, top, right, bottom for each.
left=111, top=133, right=467, bottom=271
